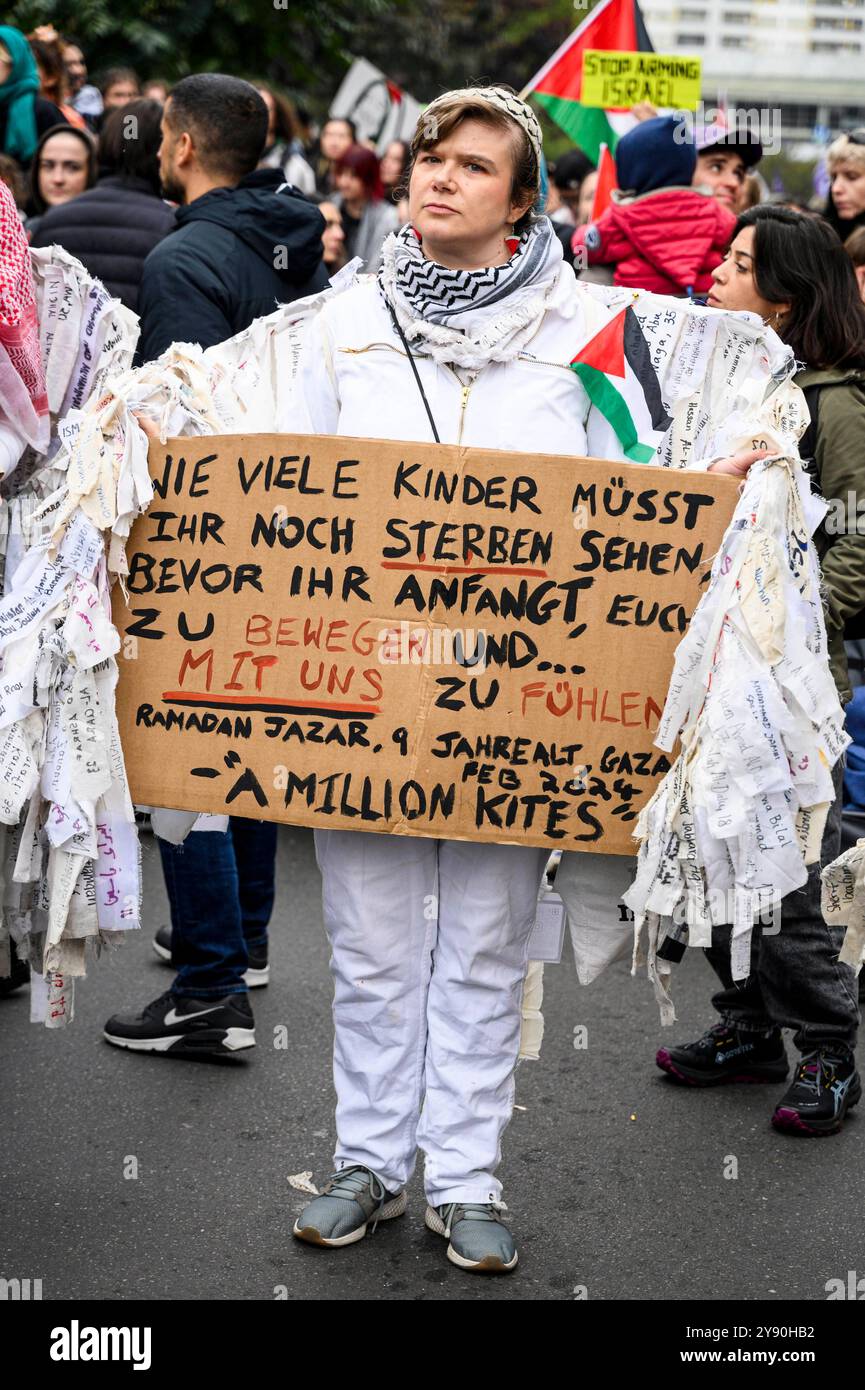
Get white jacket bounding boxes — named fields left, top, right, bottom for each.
left=297, top=266, right=624, bottom=459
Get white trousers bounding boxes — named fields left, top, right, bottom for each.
left=314, top=828, right=548, bottom=1206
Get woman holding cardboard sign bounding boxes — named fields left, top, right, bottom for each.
left=290, top=85, right=762, bottom=1275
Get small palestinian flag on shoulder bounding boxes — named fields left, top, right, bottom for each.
left=570, top=306, right=672, bottom=463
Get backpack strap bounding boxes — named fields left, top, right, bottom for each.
left=798, top=383, right=822, bottom=484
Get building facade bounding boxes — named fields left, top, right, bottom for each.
left=638, top=0, right=865, bottom=144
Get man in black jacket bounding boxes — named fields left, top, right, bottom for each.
left=134, top=74, right=327, bottom=364
left=104, top=75, right=327, bottom=1060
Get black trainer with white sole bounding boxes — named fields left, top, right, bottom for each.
left=103, top=989, right=255, bottom=1056
left=153, top=924, right=270, bottom=987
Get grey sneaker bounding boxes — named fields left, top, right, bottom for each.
left=425, top=1201, right=518, bottom=1273
left=293, top=1165, right=407, bottom=1247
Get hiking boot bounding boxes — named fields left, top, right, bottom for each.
left=293, top=1165, right=406, bottom=1247
left=103, top=989, right=255, bottom=1056
left=425, top=1201, right=518, bottom=1273
left=656, top=1021, right=789, bottom=1086
left=771, top=1049, right=862, bottom=1136
left=153, top=924, right=269, bottom=987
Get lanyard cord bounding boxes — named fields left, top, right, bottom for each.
left=384, top=297, right=441, bottom=445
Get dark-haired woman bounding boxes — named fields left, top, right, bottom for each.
left=24, top=123, right=95, bottom=238
left=30, top=101, right=173, bottom=310
left=656, top=205, right=865, bottom=1136
left=28, top=28, right=87, bottom=130
left=314, top=116, right=355, bottom=194
left=257, top=83, right=315, bottom=195
left=379, top=138, right=408, bottom=200
left=333, top=143, right=399, bottom=270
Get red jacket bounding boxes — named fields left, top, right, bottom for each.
left=572, top=187, right=736, bottom=297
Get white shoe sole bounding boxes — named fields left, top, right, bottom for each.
left=153, top=938, right=269, bottom=987
left=424, top=1205, right=518, bottom=1272
left=103, top=1026, right=256, bottom=1053
left=243, top=965, right=269, bottom=988
left=293, top=1190, right=407, bottom=1247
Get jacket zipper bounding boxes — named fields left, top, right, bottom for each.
left=438, top=361, right=474, bottom=446
left=457, top=383, right=471, bottom=446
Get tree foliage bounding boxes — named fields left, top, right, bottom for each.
left=351, top=0, right=582, bottom=100
left=5, top=0, right=603, bottom=113
left=6, top=0, right=393, bottom=100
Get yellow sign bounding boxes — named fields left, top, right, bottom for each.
left=581, top=50, right=702, bottom=111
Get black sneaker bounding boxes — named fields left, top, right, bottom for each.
left=656, top=1021, right=789, bottom=1086
left=103, top=989, right=255, bottom=1056
left=771, top=1049, right=862, bottom=1136
left=153, top=924, right=269, bottom=988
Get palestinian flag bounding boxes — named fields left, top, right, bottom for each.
left=590, top=142, right=618, bottom=221
left=526, top=0, right=654, bottom=162
left=570, top=307, right=672, bottom=463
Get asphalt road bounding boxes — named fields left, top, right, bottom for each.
left=2, top=824, right=864, bottom=1302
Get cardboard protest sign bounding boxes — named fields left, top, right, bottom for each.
left=112, top=434, right=738, bottom=854
left=580, top=50, right=702, bottom=111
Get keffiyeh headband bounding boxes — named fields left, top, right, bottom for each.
left=421, top=85, right=543, bottom=175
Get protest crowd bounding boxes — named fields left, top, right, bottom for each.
left=2, top=6, right=865, bottom=1283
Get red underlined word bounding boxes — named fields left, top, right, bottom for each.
left=161, top=691, right=382, bottom=714
left=380, top=562, right=549, bottom=577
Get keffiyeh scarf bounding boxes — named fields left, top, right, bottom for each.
left=0, top=182, right=48, bottom=449
left=377, top=217, right=564, bottom=369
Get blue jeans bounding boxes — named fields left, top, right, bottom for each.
left=157, top=819, right=277, bottom=999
